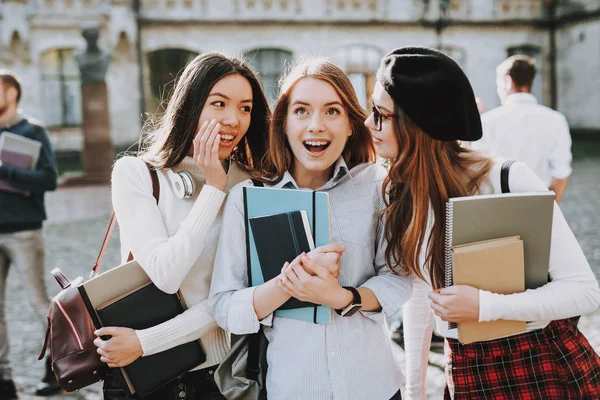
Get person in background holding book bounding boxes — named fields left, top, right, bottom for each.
left=366, top=46, right=600, bottom=399
left=0, top=70, right=59, bottom=398
left=92, top=53, right=270, bottom=400
left=210, top=58, right=412, bottom=400
left=474, top=55, right=573, bottom=203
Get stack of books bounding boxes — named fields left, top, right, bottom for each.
left=79, top=261, right=205, bottom=397
left=244, top=186, right=331, bottom=324
left=444, top=191, right=555, bottom=343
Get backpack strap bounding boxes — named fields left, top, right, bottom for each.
left=91, top=161, right=160, bottom=277
left=501, top=160, right=515, bottom=194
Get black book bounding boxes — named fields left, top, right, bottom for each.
left=249, top=210, right=317, bottom=310
left=96, top=282, right=206, bottom=397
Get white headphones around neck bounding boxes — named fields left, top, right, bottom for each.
left=167, top=169, right=196, bottom=199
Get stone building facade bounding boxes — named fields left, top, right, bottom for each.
left=0, top=0, right=598, bottom=152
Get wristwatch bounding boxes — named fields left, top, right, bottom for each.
left=335, top=287, right=362, bottom=317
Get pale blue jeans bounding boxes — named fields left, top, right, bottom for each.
left=0, top=229, right=50, bottom=380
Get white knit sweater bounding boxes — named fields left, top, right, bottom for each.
left=111, top=156, right=249, bottom=369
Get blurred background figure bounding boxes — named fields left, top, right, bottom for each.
left=476, top=55, right=572, bottom=203
left=0, top=71, right=60, bottom=399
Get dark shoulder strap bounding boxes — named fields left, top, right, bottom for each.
left=126, top=163, right=160, bottom=262
left=251, top=179, right=264, bottom=187
left=145, top=162, right=160, bottom=203
left=93, top=160, right=161, bottom=276
left=501, top=160, right=515, bottom=194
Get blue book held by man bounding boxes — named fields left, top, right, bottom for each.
left=243, top=186, right=331, bottom=324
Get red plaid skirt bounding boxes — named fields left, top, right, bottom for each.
left=443, top=318, right=600, bottom=399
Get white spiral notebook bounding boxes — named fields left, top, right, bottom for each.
left=444, top=191, right=555, bottom=330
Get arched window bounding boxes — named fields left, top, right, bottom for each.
left=244, top=48, right=293, bottom=104
left=40, top=49, right=82, bottom=128
left=331, top=45, right=383, bottom=109
left=147, top=48, right=198, bottom=112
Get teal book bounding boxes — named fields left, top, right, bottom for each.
left=243, top=186, right=331, bottom=324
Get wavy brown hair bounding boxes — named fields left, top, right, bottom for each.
left=264, top=58, right=376, bottom=181
left=384, top=105, right=493, bottom=289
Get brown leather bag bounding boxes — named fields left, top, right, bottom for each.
left=38, top=163, right=159, bottom=392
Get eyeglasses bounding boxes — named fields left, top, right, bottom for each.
left=371, top=104, right=399, bottom=131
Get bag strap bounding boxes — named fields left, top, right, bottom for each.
left=90, top=161, right=160, bottom=278
left=501, top=160, right=515, bottom=194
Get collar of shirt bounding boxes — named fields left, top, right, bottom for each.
left=272, top=156, right=355, bottom=190
left=505, top=93, right=538, bottom=106
left=1, top=112, right=24, bottom=129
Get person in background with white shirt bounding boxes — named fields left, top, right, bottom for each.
left=476, top=55, right=572, bottom=203
left=92, top=52, right=271, bottom=400
left=367, top=46, right=600, bottom=400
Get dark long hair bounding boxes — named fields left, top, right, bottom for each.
left=383, top=106, right=493, bottom=289
left=142, top=52, right=270, bottom=171
left=265, top=57, right=376, bottom=182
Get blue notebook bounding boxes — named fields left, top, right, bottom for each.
left=243, top=186, right=331, bottom=324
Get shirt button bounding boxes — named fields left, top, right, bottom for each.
left=178, top=383, right=184, bottom=389
left=179, top=391, right=186, bottom=398
left=329, top=351, right=336, bottom=357
left=208, top=369, right=214, bottom=375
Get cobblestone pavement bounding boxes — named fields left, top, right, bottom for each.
left=6, top=141, right=600, bottom=399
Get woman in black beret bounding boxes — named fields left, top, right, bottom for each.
left=365, top=46, right=600, bottom=399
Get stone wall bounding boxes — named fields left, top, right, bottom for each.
left=0, top=0, right=598, bottom=153
left=556, top=10, right=600, bottom=132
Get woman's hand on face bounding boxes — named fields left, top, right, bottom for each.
left=305, top=243, right=345, bottom=279
left=93, top=327, right=143, bottom=368
left=276, top=254, right=351, bottom=309
left=428, top=285, right=480, bottom=323
left=193, top=119, right=227, bottom=191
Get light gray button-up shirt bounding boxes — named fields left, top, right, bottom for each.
left=209, top=159, right=413, bottom=400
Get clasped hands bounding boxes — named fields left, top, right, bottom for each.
left=276, top=243, right=353, bottom=310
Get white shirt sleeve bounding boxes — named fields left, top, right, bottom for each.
left=402, top=278, right=435, bottom=400
left=209, top=184, right=273, bottom=335
left=111, top=157, right=226, bottom=294
left=135, top=299, right=217, bottom=356
left=479, top=162, right=600, bottom=322
left=548, top=114, right=573, bottom=180
left=360, top=198, right=414, bottom=322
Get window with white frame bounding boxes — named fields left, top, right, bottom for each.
left=40, top=49, right=82, bottom=128
left=244, top=48, right=293, bottom=105
left=147, top=48, right=198, bottom=112
left=331, top=45, right=383, bottom=109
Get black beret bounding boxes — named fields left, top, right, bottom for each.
left=377, top=46, right=482, bottom=142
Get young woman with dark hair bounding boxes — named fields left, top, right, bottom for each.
left=93, top=52, right=271, bottom=400
left=209, top=58, right=412, bottom=400
left=366, top=46, right=600, bottom=400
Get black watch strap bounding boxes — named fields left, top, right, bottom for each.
left=335, top=287, right=361, bottom=316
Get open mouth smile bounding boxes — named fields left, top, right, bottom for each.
left=220, top=133, right=236, bottom=146
left=303, top=140, right=331, bottom=153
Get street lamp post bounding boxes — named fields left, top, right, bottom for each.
left=421, top=0, right=452, bottom=49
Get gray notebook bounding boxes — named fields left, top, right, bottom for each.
left=444, top=191, right=555, bottom=329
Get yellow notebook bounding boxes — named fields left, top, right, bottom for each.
left=452, top=236, right=527, bottom=344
